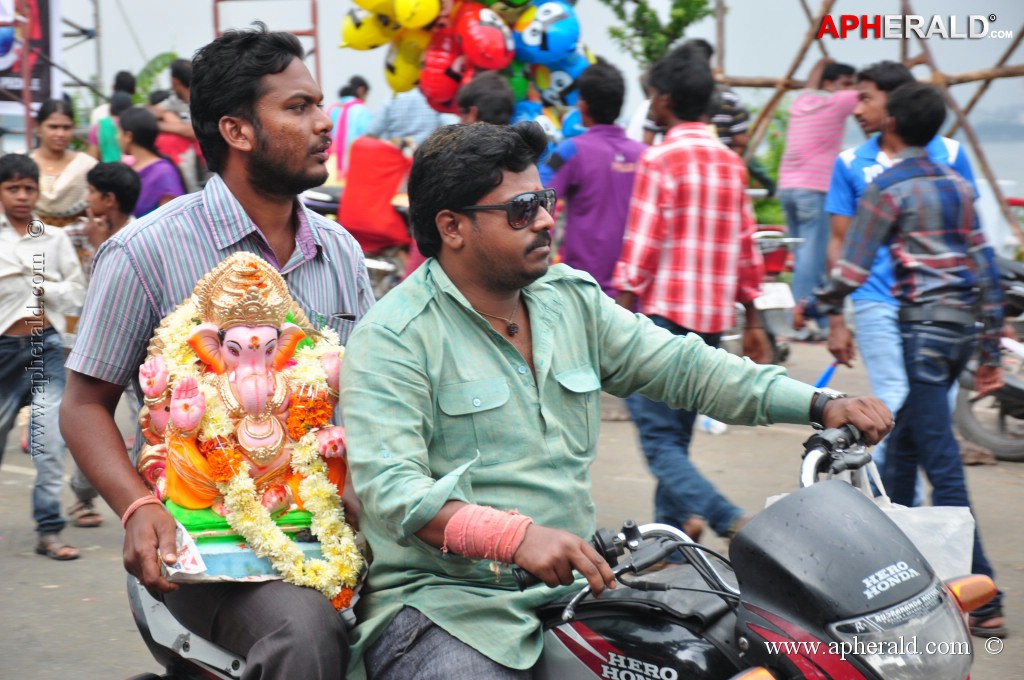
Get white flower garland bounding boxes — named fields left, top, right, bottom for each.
left=155, top=301, right=362, bottom=604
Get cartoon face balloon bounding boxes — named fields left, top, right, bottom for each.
left=341, top=9, right=401, bottom=50
left=393, top=0, right=441, bottom=29
left=385, top=29, right=431, bottom=92
left=561, top=108, right=586, bottom=138
left=457, top=3, right=515, bottom=70
left=354, top=0, right=397, bottom=18
left=501, top=60, right=532, bottom=102
left=513, top=1, right=579, bottom=65
left=419, top=28, right=473, bottom=110
left=533, top=49, right=589, bottom=108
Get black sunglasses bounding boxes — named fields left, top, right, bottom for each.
left=457, top=189, right=557, bottom=230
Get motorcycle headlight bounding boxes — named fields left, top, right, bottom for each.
left=828, top=581, right=971, bottom=680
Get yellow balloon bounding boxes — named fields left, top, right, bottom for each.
left=353, top=0, right=395, bottom=18
left=384, top=29, right=431, bottom=93
left=340, top=8, right=401, bottom=50
left=393, top=0, right=440, bottom=29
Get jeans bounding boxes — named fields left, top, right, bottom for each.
left=366, top=606, right=530, bottom=680
left=884, top=322, right=999, bottom=608
left=0, top=328, right=69, bottom=536
left=780, top=189, right=829, bottom=304
left=625, top=315, right=744, bottom=536
left=853, top=300, right=926, bottom=505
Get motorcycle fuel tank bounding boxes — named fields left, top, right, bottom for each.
left=729, top=480, right=935, bottom=629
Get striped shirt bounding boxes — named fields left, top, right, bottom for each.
left=818, top=148, right=1003, bottom=364
left=612, top=122, right=763, bottom=333
left=67, top=174, right=374, bottom=387
left=778, top=88, right=858, bottom=192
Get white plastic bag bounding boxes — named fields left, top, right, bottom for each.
left=857, top=462, right=975, bottom=582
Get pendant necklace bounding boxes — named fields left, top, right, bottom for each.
left=477, top=296, right=521, bottom=337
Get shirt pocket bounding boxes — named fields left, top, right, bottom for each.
left=553, top=365, right=601, bottom=454
left=437, top=377, right=515, bottom=466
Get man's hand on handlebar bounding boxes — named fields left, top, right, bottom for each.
left=821, top=396, right=893, bottom=445
left=512, top=525, right=617, bottom=595
left=124, top=505, right=181, bottom=596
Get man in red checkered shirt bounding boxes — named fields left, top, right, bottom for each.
left=613, top=54, right=769, bottom=542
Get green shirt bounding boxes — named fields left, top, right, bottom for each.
left=339, top=260, right=816, bottom=675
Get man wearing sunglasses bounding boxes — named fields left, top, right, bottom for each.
left=337, top=121, right=893, bottom=680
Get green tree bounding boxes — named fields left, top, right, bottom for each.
left=133, top=52, right=178, bottom=105
left=596, top=0, right=713, bottom=67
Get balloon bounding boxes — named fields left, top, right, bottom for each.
left=561, top=108, right=586, bottom=138
left=419, top=28, right=473, bottom=109
left=532, top=49, right=590, bottom=108
left=353, top=0, right=396, bottom=18
left=501, top=60, right=532, bottom=102
left=384, top=29, right=431, bottom=93
left=393, top=0, right=441, bottom=29
left=0, top=28, right=13, bottom=57
left=341, top=9, right=401, bottom=50
left=513, top=1, right=579, bottom=65
left=456, top=3, right=515, bottom=70
left=510, top=99, right=543, bottom=126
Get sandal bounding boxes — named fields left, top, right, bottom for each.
left=35, top=533, right=80, bottom=561
left=966, top=606, right=1007, bottom=639
left=69, top=500, right=103, bottom=528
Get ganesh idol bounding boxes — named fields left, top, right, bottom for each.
left=134, top=251, right=362, bottom=606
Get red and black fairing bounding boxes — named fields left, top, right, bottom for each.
left=730, top=480, right=935, bottom=679
left=535, top=562, right=745, bottom=679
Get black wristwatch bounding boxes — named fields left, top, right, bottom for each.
left=809, top=388, right=847, bottom=429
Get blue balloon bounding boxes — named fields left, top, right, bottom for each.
left=512, top=1, right=579, bottom=65
left=535, top=50, right=589, bottom=108
left=0, top=28, right=14, bottom=57
left=561, top=108, right=586, bottom=138
left=510, top=99, right=543, bottom=125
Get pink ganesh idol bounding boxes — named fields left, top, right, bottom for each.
left=135, top=252, right=347, bottom=516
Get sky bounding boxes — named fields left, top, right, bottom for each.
left=56, top=0, right=1024, bottom=183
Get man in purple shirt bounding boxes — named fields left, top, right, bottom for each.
left=546, top=61, right=646, bottom=297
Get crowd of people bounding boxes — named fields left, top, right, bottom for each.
left=0, top=18, right=1008, bottom=680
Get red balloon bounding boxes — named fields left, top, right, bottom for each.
left=456, top=3, right=515, bottom=70
left=419, top=28, right=463, bottom=104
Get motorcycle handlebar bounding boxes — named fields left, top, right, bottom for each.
left=800, top=424, right=869, bottom=488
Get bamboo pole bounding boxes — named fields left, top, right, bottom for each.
left=715, top=0, right=725, bottom=76
left=721, top=65, right=1024, bottom=91
left=946, top=29, right=1023, bottom=136
left=798, top=0, right=829, bottom=58
left=742, top=0, right=836, bottom=161
left=906, top=1, right=1023, bottom=244
left=899, top=0, right=910, bottom=64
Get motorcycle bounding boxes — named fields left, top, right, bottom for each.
left=953, top=255, right=1024, bottom=461
left=518, top=426, right=992, bottom=680
left=300, top=184, right=409, bottom=299
left=723, top=227, right=804, bottom=364
left=127, top=426, right=993, bottom=679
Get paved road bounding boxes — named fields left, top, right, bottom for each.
left=0, top=341, right=1019, bottom=678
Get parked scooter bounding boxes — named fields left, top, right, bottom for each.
left=127, top=426, right=992, bottom=679
left=954, top=255, right=1024, bottom=461
left=723, top=227, right=803, bottom=364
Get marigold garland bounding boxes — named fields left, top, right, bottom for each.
left=156, top=299, right=363, bottom=608
left=285, top=390, right=334, bottom=441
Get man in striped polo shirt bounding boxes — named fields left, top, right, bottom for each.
left=778, top=57, right=857, bottom=317
left=61, top=24, right=373, bottom=679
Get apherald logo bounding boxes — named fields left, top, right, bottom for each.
left=817, top=14, right=1010, bottom=40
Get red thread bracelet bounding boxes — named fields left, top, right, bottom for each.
left=121, top=495, right=164, bottom=529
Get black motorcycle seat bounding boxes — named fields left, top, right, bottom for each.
left=537, top=561, right=735, bottom=631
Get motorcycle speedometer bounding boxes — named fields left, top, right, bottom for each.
left=827, top=581, right=971, bottom=680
